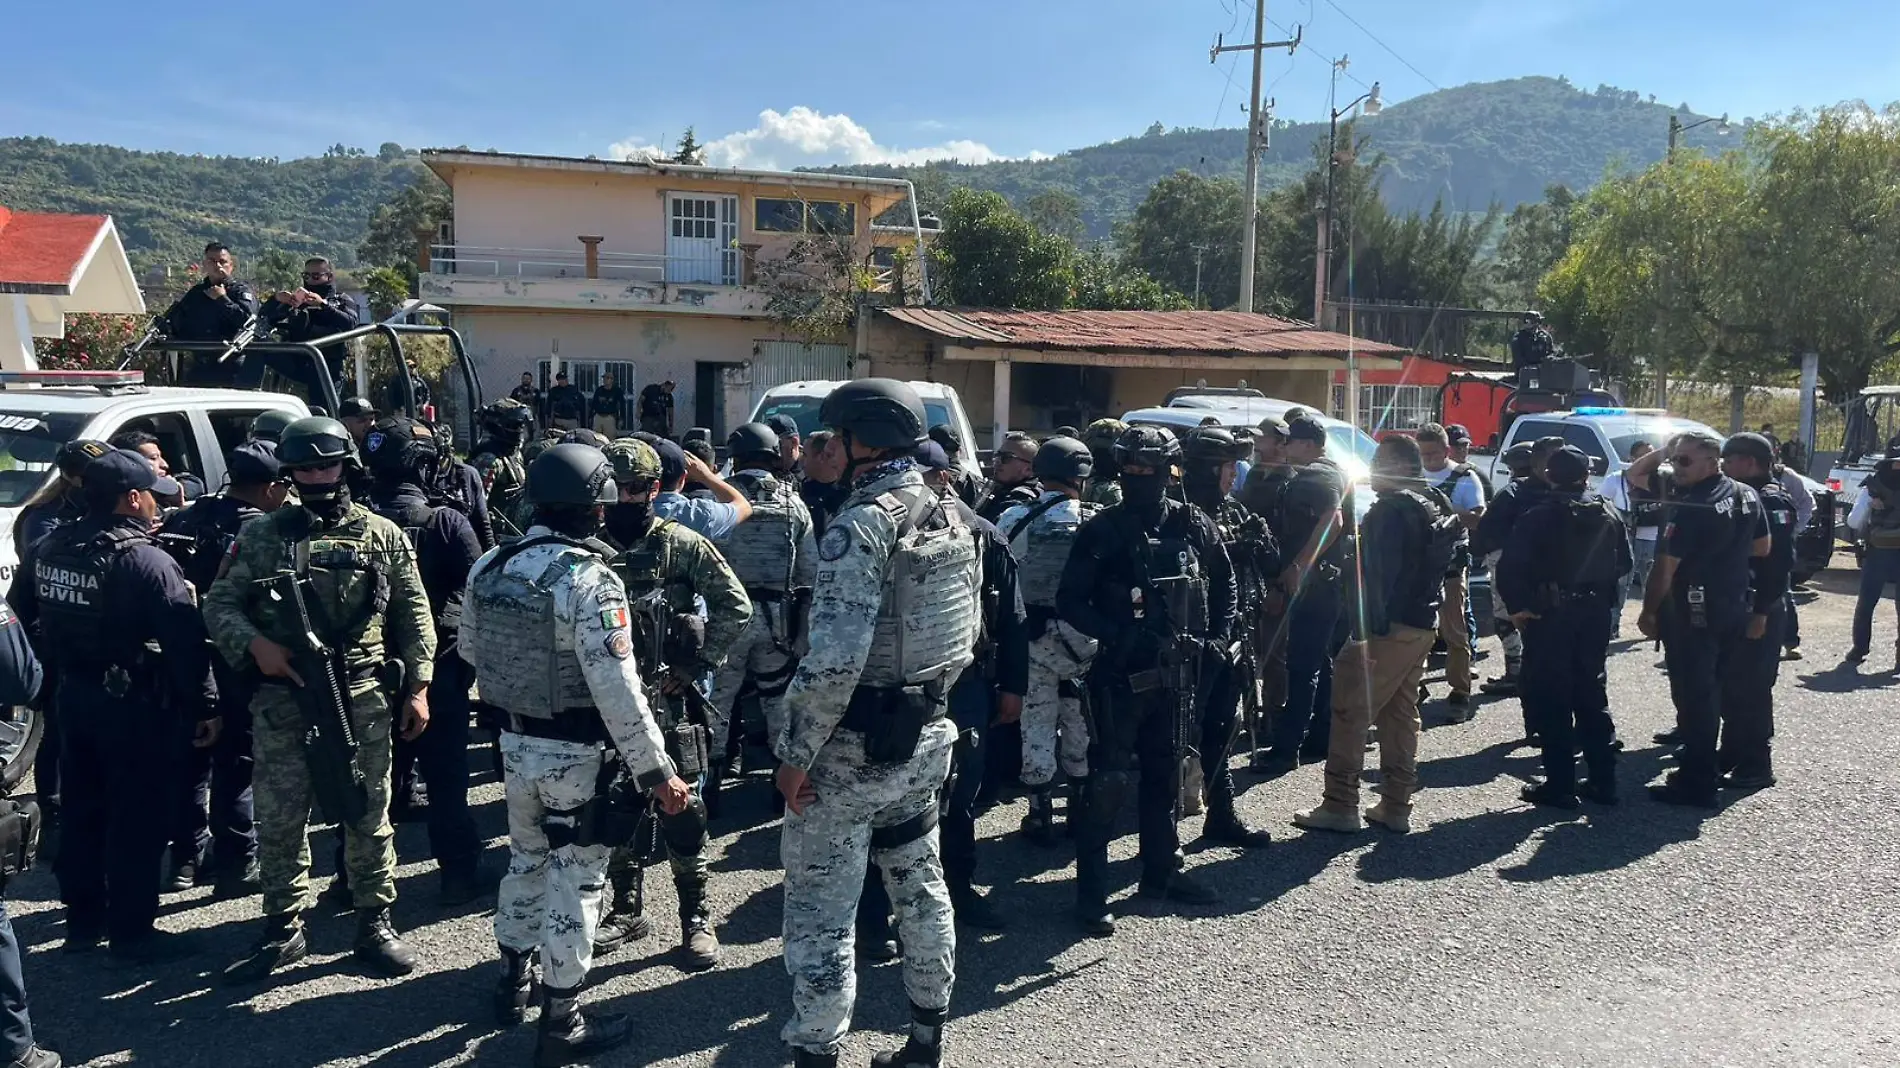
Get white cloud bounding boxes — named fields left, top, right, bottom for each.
left=609, top=107, right=1045, bottom=170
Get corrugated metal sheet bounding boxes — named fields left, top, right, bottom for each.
left=752, top=340, right=850, bottom=398
left=879, top=307, right=1411, bottom=359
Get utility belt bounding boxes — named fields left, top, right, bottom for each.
left=838, top=676, right=951, bottom=764
left=503, top=711, right=608, bottom=745
left=58, top=655, right=152, bottom=700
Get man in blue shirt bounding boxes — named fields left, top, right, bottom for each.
left=649, top=437, right=753, bottom=539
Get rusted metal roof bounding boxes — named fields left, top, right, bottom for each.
left=880, top=307, right=1412, bottom=359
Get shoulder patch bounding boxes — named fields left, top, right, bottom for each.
left=600, top=605, right=629, bottom=631
left=604, top=630, right=632, bottom=659
left=819, top=525, right=852, bottom=562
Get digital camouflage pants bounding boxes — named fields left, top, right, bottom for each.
left=1019, top=628, right=1092, bottom=787
left=494, top=733, right=611, bottom=991
left=707, top=613, right=797, bottom=759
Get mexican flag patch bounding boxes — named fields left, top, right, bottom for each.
left=600, top=606, right=629, bottom=631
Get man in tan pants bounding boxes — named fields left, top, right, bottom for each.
left=1295, top=436, right=1450, bottom=835
left=1416, top=423, right=1486, bottom=721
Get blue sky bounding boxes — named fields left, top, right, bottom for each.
left=3, top=0, right=1895, bottom=165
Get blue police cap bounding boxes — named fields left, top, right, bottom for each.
left=225, top=440, right=283, bottom=485
left=652, top=437, right=687, bottom=485
left=1544, top=445, right=1590, bottom=488
left=82, top=448, right=181, bottom=506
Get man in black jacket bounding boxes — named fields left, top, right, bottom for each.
left=1713, top=433, right=1795, bottom=792
left=158, top=243, right=257, bottom=342
left=546, top=372, right=586, bottom=430
left=1260, top=416, right=1349, bottom=772
left=0, top=597, right=57, bottom=1068
left=1294, top=436, right=1443, bottom=836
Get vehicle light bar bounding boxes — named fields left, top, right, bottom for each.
left=0, top=370, right=146, bottom=388
left=1572, top=406, right=1629, bottom=416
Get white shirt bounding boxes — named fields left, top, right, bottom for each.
left=1423, top=463, right=1484, bottom=512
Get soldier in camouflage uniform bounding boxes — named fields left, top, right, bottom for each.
left=707, top=422, right=817, bottom=784
left=462, top=443, right=692, bottom=1065
left=468, top=399, right=534, bottom=539
left=994, top=436, right=1098, bottom=845
left=1081, top=419, right=1126, bottom=507
left=206, top=417, right=437, bottom=983
left=593, top=436, right=750, bottom=970
left=776, top=379, right=979, bottom=1068
left=521, top=425, right=565, bottom=466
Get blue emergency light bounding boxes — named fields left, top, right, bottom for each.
left=1572, top=406, right=1629, bottom=416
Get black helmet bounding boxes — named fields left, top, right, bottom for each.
left=819, top=379, right=926, bottom=449
left=727, top=421, right=779, bottom=457
left=248, top=409, right=300, bottom=444
left=560, top=427, right=608, bottom=449
left=1113, top=425, right=1182, bottom=470
left=1033, top=436, right=1093, bottom=485
left=481, top=399, right=534, bottom=432
left=363, top=415, right=437, bottom=477
left=278, top=416, right=356, bottom=470
left=1182, top=426, right=1248, bottom=466
left=527, top=444, right=618, bottom=508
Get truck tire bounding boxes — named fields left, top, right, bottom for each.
left=0, top=705, right=43, bottom=797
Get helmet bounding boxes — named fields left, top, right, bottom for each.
left=1501, top=442, right=1536, bottom=475
left=561, top=427, right=608, bottom=449
left=1182, top=426, right=1248, bottom=466
left=1113, top=425, right=1181, bottom=470
left=604, top=437, right=662, bottom=484
left=818, top=379, right=926, bottom=449
left=1033, top=436, right=1094, bottom=485
left=1083, top=418, right=1128, bottom=450
left=928, top=424, right=964, bottom=456
left=727, top=421, right=779, bottom=457
left=481, top=398, right=534, bottom=432
left=363, top=415, right=437, bottom=476
left=278, top=416, right=356, bottom=470
left=527, top=444, right=618, bottom=508
left=248, top=410, right=301, bottom=444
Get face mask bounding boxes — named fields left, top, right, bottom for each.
left=306, top=280, right=334, bottom=297
left=1879, top=467, right=1900, bottom=490
left=1121, top=472, right=1168, bottom=509
left=1181, top=467, right=1221, bottom=508
left=605, top=501, right=650, bottom=544
left=299, top=478, right=350, bottom=522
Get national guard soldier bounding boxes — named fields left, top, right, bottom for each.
left=462, top=443, right=693, bottom=1064
left=975, top=432, right=1040, bottom=524
left=9, top=450, right=220, bottom=964
left=1714, top=433, right=1794, bottom=791
left=995, top=436, right=1097, bottom=845
left=1080, top=419, right=1126, bottom=507
left=470, top=399, right=535, bottom=539
left=1177, top=427, right=1276, bottom=847
left=1636, top=430, right=1769, bottom=807
left=1500, top=446, right=1631, bottom=808
left=775, top=379, right=979, bottom=1068
left=207, top=416, right=436, bottom=982
left=1058, top=425, right=1234, bottom=936
left=707, top=422, right=816, bottom=776
left=155, top=441, right=290, bottom=900
left=363, top=415, right=486, bottom=903
left=594, top=437, right=749, bottom=969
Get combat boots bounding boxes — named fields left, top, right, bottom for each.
left=870, top=1002, right=947, bottom=1067
left=494, top=946, right=536, bottom=1026
left=1480, top=657, right=1521, bottom=696
left=1019, top=789, right=1057, bottom=845
left=592, top=883, right=650, bottom=956
left=223, top=913, right=308, bottom=984
left=793, top=1051, right=838, bottom=1068
left=353, top=907, right=417, bottom=977
left=676, top=881, right=720, bottom=971
left=534, top=984, right=631, bottom=1067
left=1200, top=798, right=1273, bottom=849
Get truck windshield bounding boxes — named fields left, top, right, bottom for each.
left=755, top=396, right=953, bottom=439
left=0, top=410, right=87, bottom=507
left=1602, top=417, right=1718, bottom=463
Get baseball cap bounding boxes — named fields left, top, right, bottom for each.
left=55, top=439, right=111, bottom=478
left=764, top=414, right=800, bottom=440
left=225, top=440, right=283, bottom=485
left=82, top=448, right=180, bottom=506
left=915, top=441, right=954, bottom=471
left=1502, top=442, right=1536, bottom=472
left=1544, top=445, right=1590, bottom=488
left=1445, top=424, right=1472, bottom=447
left=1286, top=416, right=1328, bottom=445
left=652, top=437, right=687, bottom=485
left=928, top=424, right=963, bottom=456
left=1255, top=416, right=1290, bottom=439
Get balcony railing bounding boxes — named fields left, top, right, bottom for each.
left=427, top=244, right=740, bottom=287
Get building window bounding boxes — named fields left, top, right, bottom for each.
left=754, top=198, right=857, bottom=236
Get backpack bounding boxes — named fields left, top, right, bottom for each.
left=1558, top=496, right=1626, bottom=588
left=1398, top=488, right=1465, bottom=581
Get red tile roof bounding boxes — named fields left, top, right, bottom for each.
left=880, top=307, right=1412, bottom=359
left=0, top=207, right=112, bottom=294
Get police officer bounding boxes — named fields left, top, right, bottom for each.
left=1293, top=436, right=1449, bottom=835
left=470, top=399, right=535, bottom=539
left=995, top=437, right=1098, bottom=845
left=155, top=441, right=290, bottom=898
left=153, top=243, right=258, bottom=343
left=1636, top=430, right=1769, bottom=807
left=462, top=443, right=691, bottom=1063
left=1260, top=416, right=1349, bottom=772
left=1474, top=441, right=1537, bottom=696
left=707, top=423, right=815, bottom=790
left=1079, top=419, right=1126, bottom=507
left=363, top=415, right=486, bottom=903
left=1715, top=433, right=1794, bottom=791
left=592, top=436, right=748, bottom=969
left=976, top=432, right=1041, bottom=523
left=1509, top=311, right=1554, bottom=379
left=9, top=450, right=219, bottom=963
left=428, top=419, right=497, bottom=550
left=260, top=256, right=360, bottom=389
left=0, top=596, right=56, bottom=1068
left=1058, top=425, right=1234, bottom=936
left=1177, top=428, right=1276, bottom=847
left=799, top=430, right=849, bottom=533
left=775, top=379, right=977, bottom=1068
left=12, top=440, right=110, bottom=553
left=926, top=424, right=980, bottom=507
left=1500, top=446, right=1630, bottom=808
left=207, top=416, right=436, bottom=982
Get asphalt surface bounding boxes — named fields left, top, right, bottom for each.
left=11, top=566, right=1899, bottom=1067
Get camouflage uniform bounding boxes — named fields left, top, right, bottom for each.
left=203, top=503, right=437, bottom=921
left=777, top=459, right=978, bottom=1057
left=460, top=530, right=676, bottom=993
left=707, top=465, right=817, bottom=757
left=995, top=492, right=1098, bottom=789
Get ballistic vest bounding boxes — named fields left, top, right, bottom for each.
left=858, top=485, right=982, bottom=688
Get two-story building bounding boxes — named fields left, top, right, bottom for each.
left=420, top=149, right=926, bottom=436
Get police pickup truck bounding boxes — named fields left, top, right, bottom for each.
left=749, top=379, right=983, bottom=481
left=0, top=369, right=309, bottom=790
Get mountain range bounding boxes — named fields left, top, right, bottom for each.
left=0, top=76, right=1738, bottom=272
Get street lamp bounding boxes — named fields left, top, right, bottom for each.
left=1316, top=57, right=1381, bottom=431
left=1667, top=112, right=1731, bottom=161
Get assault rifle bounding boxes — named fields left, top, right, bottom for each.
left=118, top=319, right=166, bottom=370
left=628, top=588, right=714, bottom=778
left=271, top=569, right=370, bottom=826
left=216, top=311, right=264, bottom=364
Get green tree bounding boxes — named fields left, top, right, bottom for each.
left=1071, top=245, right=1190, bottom=311
left=360, top=266, right=414, bottom=321
left=1120, top=171, right=1247, bottom=308
left=673, top=127, right=706, bottom=165
left=931, top=188, right=1074, bottom=309
left=357, top=172, right=452, bottom=283
left=34, top=312, right=153, bottom=370
left=1022, top=189, right=1085, bottom=245
left=377, top=142, right=406, bottom=162
left=251, top=247, right=303, bottom=294
left=1495, top=184, right=1578, bottom=305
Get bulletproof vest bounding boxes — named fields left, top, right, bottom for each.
left=474, top=443, right=527, bottom=518
left=157, top=495, right=260, bottom=593
left=1390, top=488, right=1462, bottom=601
left=276, top=508, right=391, bottom=652
left=1671, top=477, right=1761, bottom=617
left=466, top=535, right=597, bottom=722
left=859, top=485, right=983, bottom=688
left=34, top=523, right=145, bottom=667
left=1283, top=458, right=1350, bottom=568
left=1005, top=497, right=1098, bottom=610
left=372, top=493, right=464, bottom=633
left=721, top=471, right=799, bottom=593
left=1865, top=480, right=1900, bottom=549
left=1556, top=496, right=1625, bottom=588
left=1629, top=479, right=1666, bottom=529
left=1114, top=502, right=1210, bottom=637
left=611, top=520, right=697, bottom=614
left=1446, top=462, right=1491, bottom=508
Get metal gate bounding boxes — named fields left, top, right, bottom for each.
left=750, top=341, right=850, bottom=397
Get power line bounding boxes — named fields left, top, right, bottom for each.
left=1320, top=0, right=1441, bottom=90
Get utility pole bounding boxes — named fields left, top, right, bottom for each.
left=1190, top=243, right=1210, bottom=307
left=1212, top=5, right=1299, bottom=313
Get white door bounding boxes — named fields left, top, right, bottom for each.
left=667, top=194, right=738, bottom=285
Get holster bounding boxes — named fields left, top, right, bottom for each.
left=842, top=682, right=944, bottom=764
left=0, top=799, right=41, bottom=892
left=668, top=721, right=710, bottom=780
left=579, top=761, right=648, bottom=850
